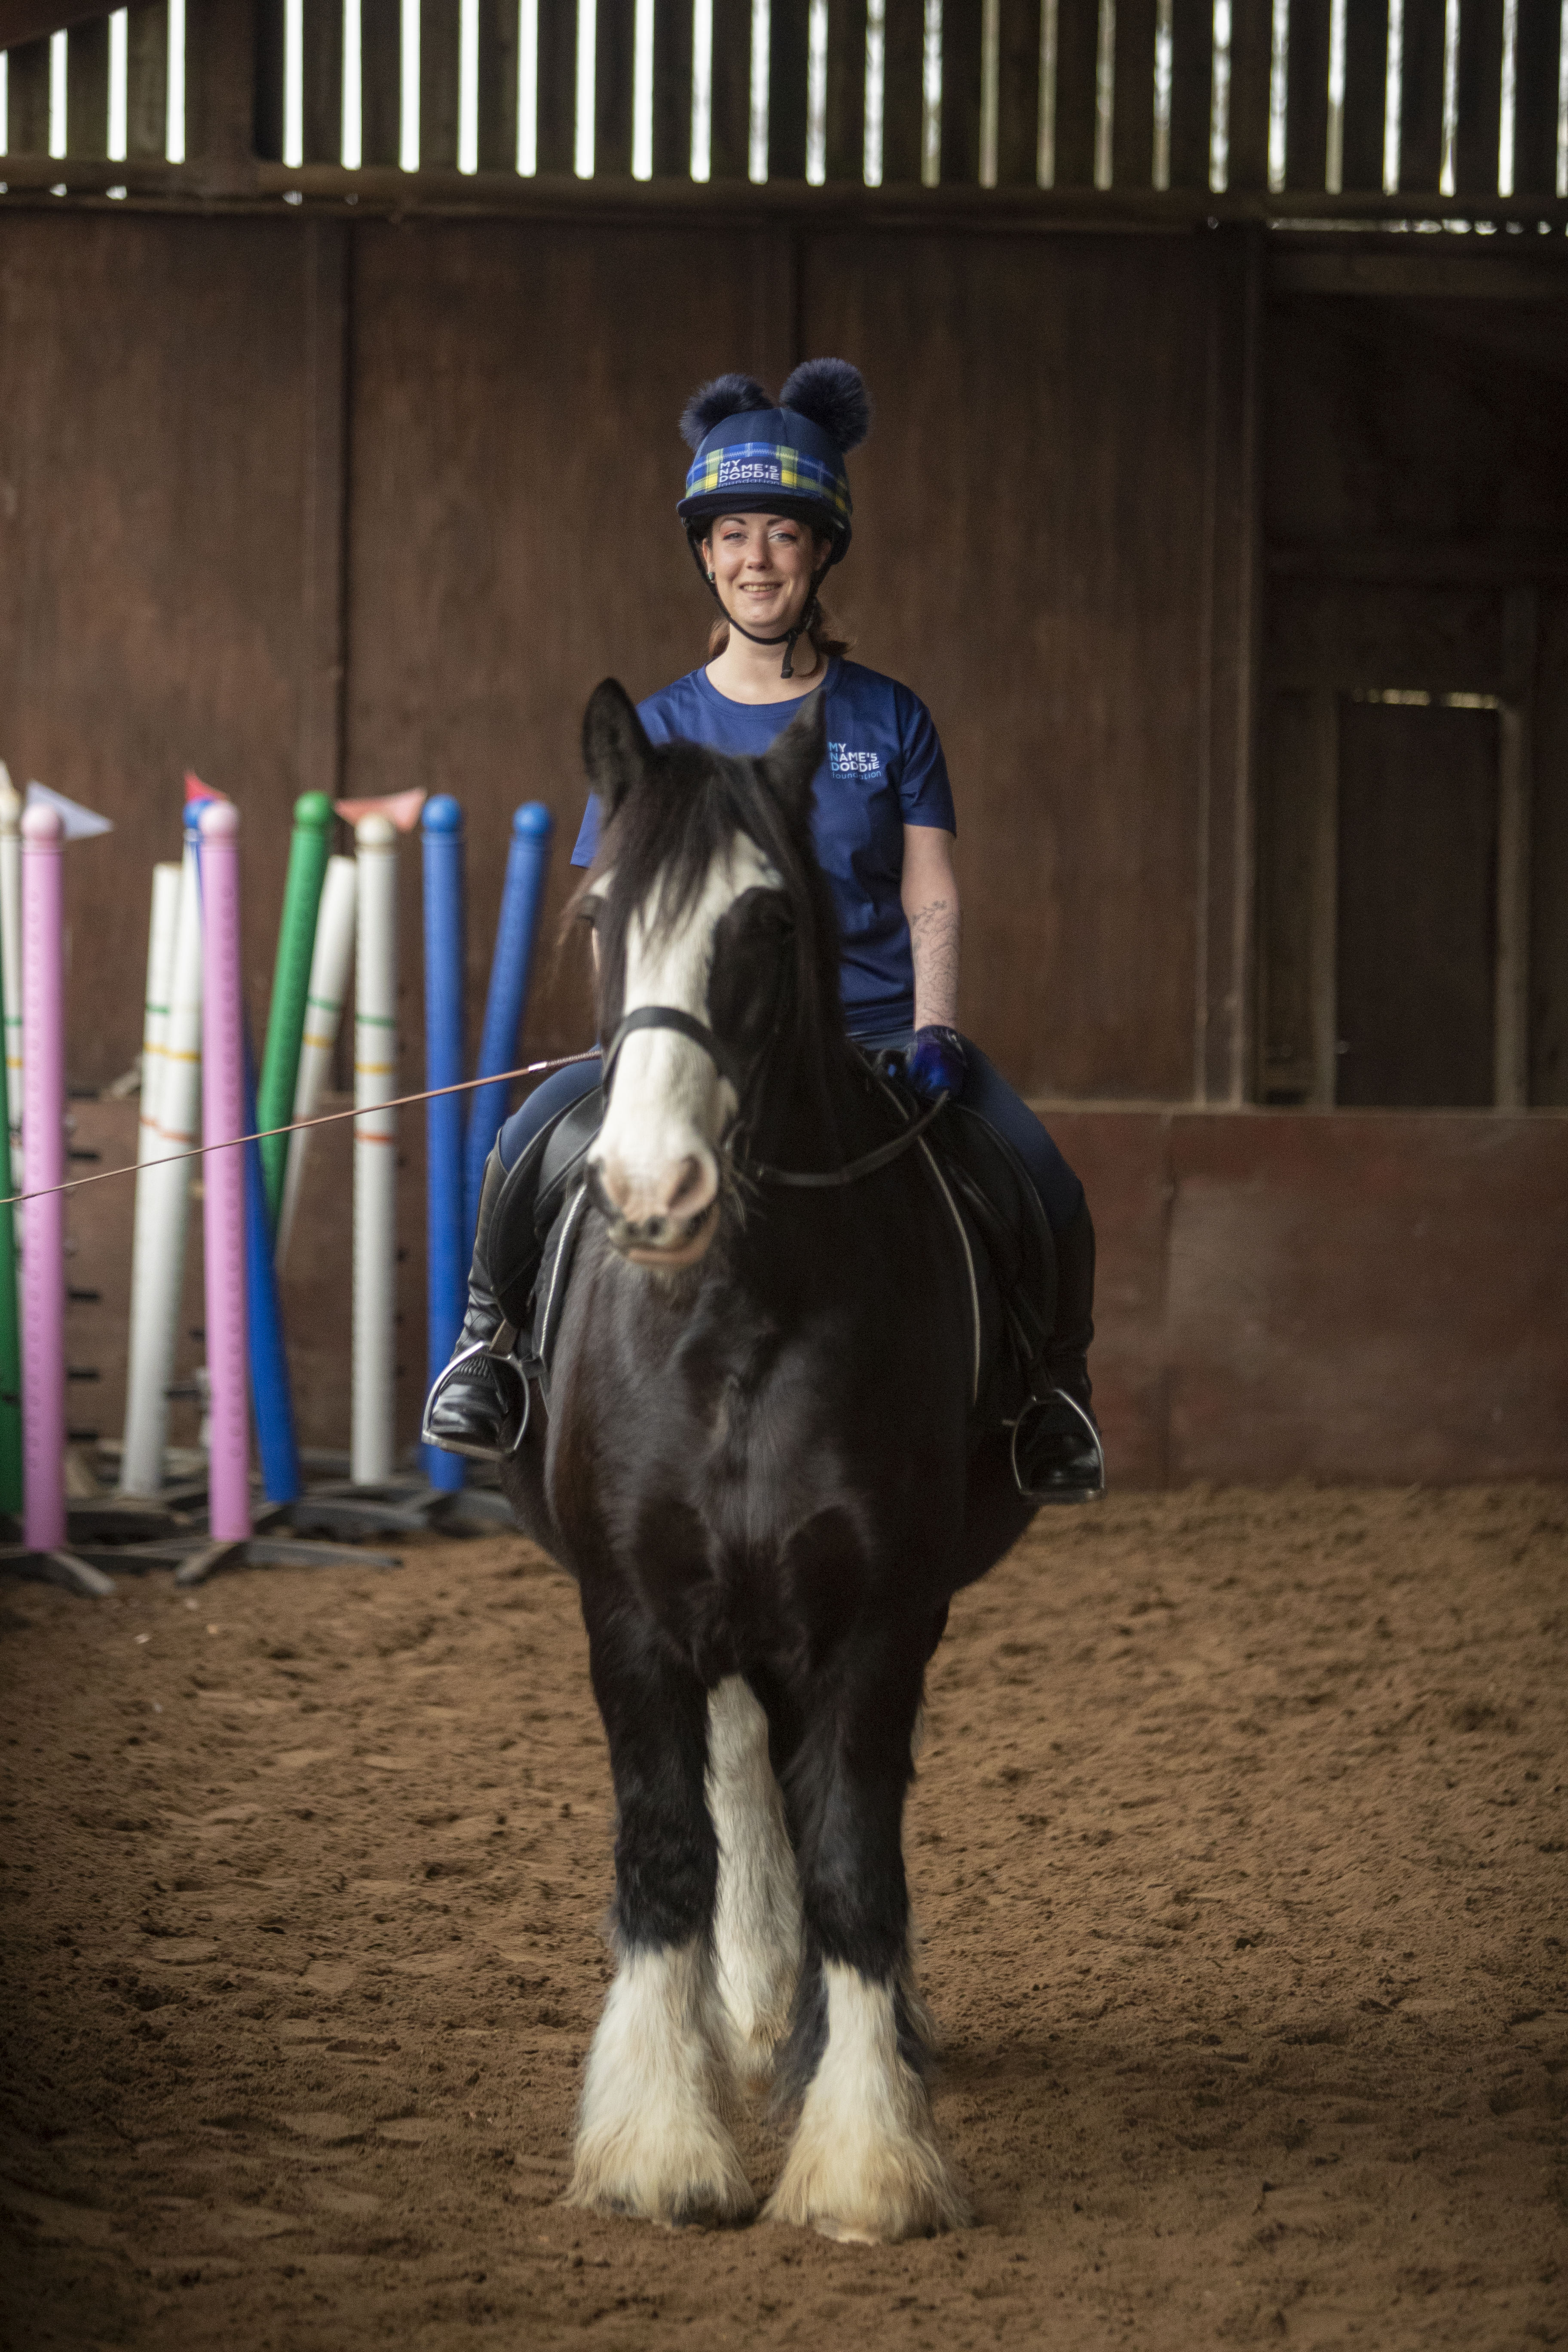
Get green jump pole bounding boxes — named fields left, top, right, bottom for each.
left=257, top=790, right=335, bottom=1233
left=0, top=944, right=21, bottom=1515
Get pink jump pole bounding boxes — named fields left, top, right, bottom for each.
left=20, top=803, right=66, bottom=1553
left=199, top=802, right=251, bottom=1545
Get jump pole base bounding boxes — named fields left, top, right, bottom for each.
left=174, top=1534, right=404, bottom=1587
left=0, top=1544, right=117, bottom=1596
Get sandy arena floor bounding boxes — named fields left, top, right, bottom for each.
left=1, top=1483, right=1565, bottom=2351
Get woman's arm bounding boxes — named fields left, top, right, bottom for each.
left=901, top=824, right=961, bottom=1031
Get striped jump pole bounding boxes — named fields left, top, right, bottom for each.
left=0, top=931, right=20, bottom=1519
left=257, top=791, right=334, bottom=1234
left=199, top=802, right=250, bottom=1546
left=352, top=815, right=398, bottom=1487
left=464, top=802, right=554, bottom=1239
left=119, top=815, right=204, bottom=1496
left=0, top=764, right=23, bottom=1186
left=422, top=796, right=466, bottom=1493
left=276, top=852, right=357, bottom=1270
left=20, top=802, right=66, bottom=1553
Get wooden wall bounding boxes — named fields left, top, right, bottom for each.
left=0, top=206, right=1256, bottom=1106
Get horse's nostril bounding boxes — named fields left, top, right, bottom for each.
left=665, top=1156, right=710, bottom=1217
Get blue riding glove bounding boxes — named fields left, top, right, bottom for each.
left=905, top=1024, right=968, bottom=1103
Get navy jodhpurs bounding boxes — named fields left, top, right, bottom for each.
left=494, top=1028, right=1084, bottom=1237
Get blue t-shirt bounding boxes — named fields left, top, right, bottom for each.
left=570, top=658, right=956, bottom=1031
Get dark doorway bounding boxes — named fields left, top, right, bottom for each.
left=1335, top=699, right=1499, bottom=1107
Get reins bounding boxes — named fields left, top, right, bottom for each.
left=738, top=1089, right=949, bottom=1187
left=601, top=1002, right=947, bottom=1191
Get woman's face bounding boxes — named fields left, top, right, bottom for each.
left=702, top=512, right=822, bottom=636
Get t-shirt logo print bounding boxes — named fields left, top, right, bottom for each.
left=829, top=741, right=882, bottom=777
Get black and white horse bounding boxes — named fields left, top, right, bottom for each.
left=502, top=680, right=1036, bottom=2242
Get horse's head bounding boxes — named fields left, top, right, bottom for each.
left=573, top=678, right=836, bottom=1270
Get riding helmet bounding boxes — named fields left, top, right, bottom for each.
left=676, top=359, right=872, bottom=564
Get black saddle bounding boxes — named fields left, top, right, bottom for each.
left=865, top=1066, right=1057, bottom=1432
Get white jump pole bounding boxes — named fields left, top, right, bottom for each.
left=119, top=817, right=203, bottom=1496
left=0, top=765, right=23, bottom=1186
left=352, top=817, right=398, bottom=1486
left=121, top=863, right=181, bottom=1394
left=275, top=851, right=356, bottom=1270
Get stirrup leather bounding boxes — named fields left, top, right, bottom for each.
left=1009, top=1387, right=1106, bottom=1506
left=421, top=1329, right=532, bottom=1461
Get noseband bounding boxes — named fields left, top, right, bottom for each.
left=598, top=1003, right=947, bottom=1191
left=600, top=1004, right=747, bottom=1099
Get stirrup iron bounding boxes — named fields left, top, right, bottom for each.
left=421, top=1326, right=532, bottom=1461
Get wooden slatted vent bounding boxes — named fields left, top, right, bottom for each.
left=0, top=0, right=1564, bottom=214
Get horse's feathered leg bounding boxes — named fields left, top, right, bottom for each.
left=764, top=1623, right=969, bottom=2244
left=567, top=1591, right=754, bottom=2228
left=706, top=1675, right=802, bottom=2085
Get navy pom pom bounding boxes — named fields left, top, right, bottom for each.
left=679, top=373, right=772, bottom=451
left=777, top=358, right=871, bottom=454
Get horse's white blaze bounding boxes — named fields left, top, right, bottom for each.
left=765, top=1963, right=970, bottom=2243
left=593, top=834, right=780, bottom=1237
left=570, top=1938, right=754, bottom=2225
left=706, top=1676, right=802, bottom=2083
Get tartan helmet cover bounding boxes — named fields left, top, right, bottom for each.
left=676, top=360, right=871, bottom=564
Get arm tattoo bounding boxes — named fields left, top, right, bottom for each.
left=909, top=894, right=961, bottom=1031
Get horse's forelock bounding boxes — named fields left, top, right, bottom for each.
left=589, top=741, right=842, bottom=1050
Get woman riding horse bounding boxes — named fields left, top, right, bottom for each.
left=424, top=359, right=1102, bottom=1505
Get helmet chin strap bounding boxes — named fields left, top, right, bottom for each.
left=695, top=541, right=833, bottom=680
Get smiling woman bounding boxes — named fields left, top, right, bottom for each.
left=423, top=359, right=1102, bottom=1508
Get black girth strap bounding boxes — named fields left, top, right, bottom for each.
left=601, top=1004, right=747, bottom=1098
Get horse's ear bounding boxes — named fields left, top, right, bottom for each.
left=761, top=690, right=826, bottom=830
left=582, top=679, right=652, bottom=820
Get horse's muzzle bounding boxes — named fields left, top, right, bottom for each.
left=586, top=1161, right=721, bottom=1268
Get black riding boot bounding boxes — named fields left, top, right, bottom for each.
left=1013, top=1199, right=1106, bottom=1504
left=422, top=1147, right=535, bottom=1460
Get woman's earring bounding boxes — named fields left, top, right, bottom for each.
left=707, top=570, right=715, bottom=582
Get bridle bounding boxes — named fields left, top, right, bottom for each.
left=600, top=1003, right=948, bottom=1190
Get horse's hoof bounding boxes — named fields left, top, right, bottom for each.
left=811, top=2213, right=886, bottom=2245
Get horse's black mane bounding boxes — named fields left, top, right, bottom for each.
left=580, top=736, right=845, bottom=1063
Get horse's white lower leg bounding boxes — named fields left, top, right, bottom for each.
left=568, top=1940, right=754, bottom=2226
left=765, top=1962, right=969, bottom=2243
left=706, top=1675, right=802, bottom=2085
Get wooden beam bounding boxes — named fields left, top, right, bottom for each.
left=1111, top=0, right=1156, bottom=190
left=1338, top=0, right=1388, bottom=193
left=1050, top=0, right=1098, bottom=187
left=768, top=0, right=809, bottom=181
left=595, top=0, right=636, bottom=175
left=823, top=0, right=866, bottom=181
left=992, top=0, right=1039, bottom=187
left=651, top=0, right=694, bottom=176
left=1398, top=0, right=1445, bottom=193
left=186, top=0, right=258, bottom=190
left=1283, top=0, right=1329, bottom=193
left=1166, top=0, right=1213, bottom=190
left=0, top=0, right=111, bottom=50
left=708, top=0, right=750, bottom=178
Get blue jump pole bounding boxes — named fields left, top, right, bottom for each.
left=243, top=1033, right=301, bottom=1506
left=422, top=796, right=467, bottom=1493
left=463, top=803, right=554, bottom=1239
